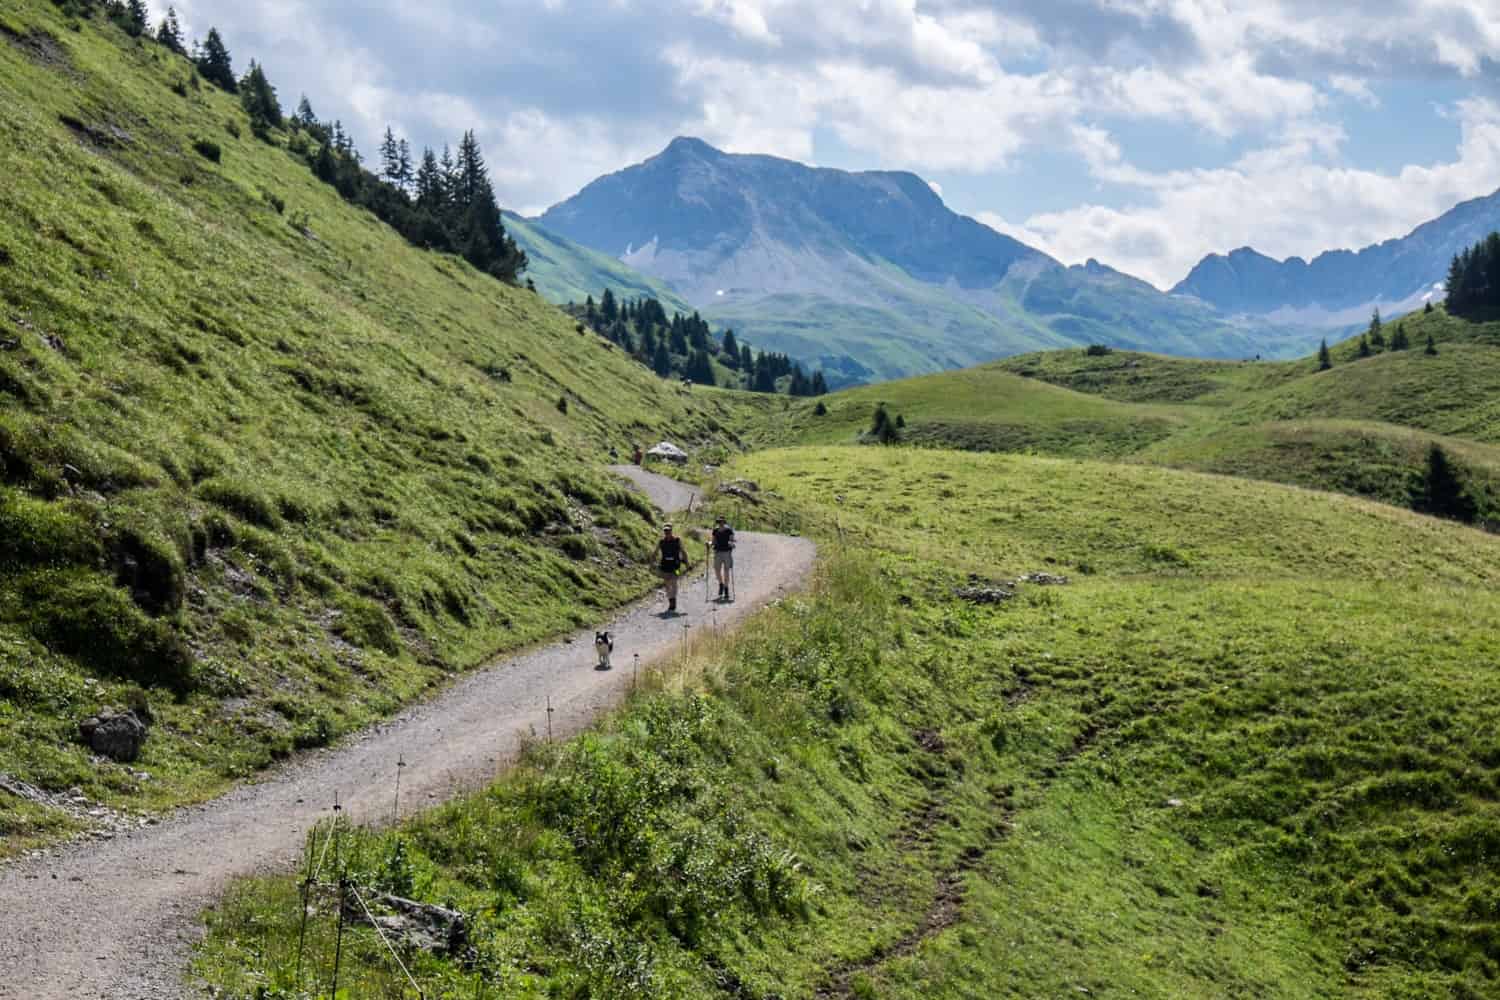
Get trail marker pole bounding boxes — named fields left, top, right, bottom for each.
left=633, top=653, right=640, bottom=692
left=294, top=828, right=314, bottom=987
left=330, top=874, right=347, bottom=999
left=392, top=754, right=406, bottom=825
left=546, top=695, right=554, bottom=743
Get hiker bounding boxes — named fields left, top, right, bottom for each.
left=633, top=444, right=644, bottom=465
left=709, top=515, right=735, bottom=600
left=653, top=523, right=691, bottom=613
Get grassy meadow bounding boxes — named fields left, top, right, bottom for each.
left=0, top=3, right=759, bottom=855
left=196, top=447, right=1500, bottom=998
left=772, top=308, right=1500, bottom=525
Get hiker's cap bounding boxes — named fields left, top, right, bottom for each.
left=662, top=523, right=673, bottom=531
left=715, top=516, right=726, bottom=523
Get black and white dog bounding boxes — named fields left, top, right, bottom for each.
left=594, top=630, right=614, bottom=670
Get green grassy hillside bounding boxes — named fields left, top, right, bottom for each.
left=0, top=3, right=755, bottom=853
left=197, top=448, right=1500, bottom=997
left=504, top=211, right=696, bottom=314
left=783, top=309, right=1500, bottom=525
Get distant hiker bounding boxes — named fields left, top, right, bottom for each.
left=710, top=515, right=736, bottom=601
left=653, top=523, right=691, bottom=614
left=633, top=444, right=644, bottom=465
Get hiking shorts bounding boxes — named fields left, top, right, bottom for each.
left=713, top=550, right=734, bottom=570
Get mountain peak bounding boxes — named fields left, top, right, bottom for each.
left=660, top=135, right=720, bottom=158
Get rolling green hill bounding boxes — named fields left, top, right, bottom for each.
left=199, top=447, right=1500, bottom=997
left=0, top=2, right=756, bottom=852
left=777, top=308, right=1500, bottom=524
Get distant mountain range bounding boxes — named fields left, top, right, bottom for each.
left=1173, top=187, right=1500, bottom=325
left=512, top=138, right=1318, bottom=386
left=508, top=138, right=1499, bottom=386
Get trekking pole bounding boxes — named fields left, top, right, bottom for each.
left=704, top=542, right=711, bottom=602
left=392, top=753, right=405, bottom=825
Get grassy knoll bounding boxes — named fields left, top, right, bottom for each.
left=196, top=447, right=1500, bottom=997
left=776, top=308, right=1500, bottom=526
left=0, top=2, right=756, bottom=855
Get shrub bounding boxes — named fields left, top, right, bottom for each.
left=556, top=395, right=569, bottom=415
left=813, top=401, right=828, bottom=416
left=222, top=118, right=241, bottom=139
left=1084, top=344, right=1113, bottom=356
left=261, top=189, right=285, bottom=214
left=0, top=489, right=99, bottom=570
left=193, top=138, right=221, bottom=162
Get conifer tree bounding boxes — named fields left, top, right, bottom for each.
left=414, top=147, right=443, bottom=209
left=601, top=288, right=618, bottom=323
left=156, top=7, right=184, bottom=53
left=1391, top=322, right=1409, bottom=351
left=1414, top=445, right=1476, bottom=523
left=1425, top=332, right=1439, bottom=356
left=721, top=329, right=740, bottom=367
left=197, top=27, right=236, bottom=92
left=379, top=127, right=401, bottom=184
left=125, top=0, right=148, bottom=36
left=1317, top=338, right=1332, bottom=371
left=295, top=95, right=317, bottom=129
left=1367, top=307, right=1384, bottom=348
left=1358, top=334, right=1371, bottom=358
left=395, top=139, right=413, bottom=192
left=652, top=340, right=672, bottom=377
left=811, top=370, right=829, bottom=396
left=239, top=61, right=282, bottom=129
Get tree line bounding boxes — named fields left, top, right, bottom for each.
left=1445, top=232, right=1500, bottom=316
left=62, top=0, right=526, bottom=285
left=572, top=290, right=828, bottom=396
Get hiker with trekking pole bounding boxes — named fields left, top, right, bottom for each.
left=709, top=515, right=736, bottom=602
left=653, top=523, right=692, bottom=615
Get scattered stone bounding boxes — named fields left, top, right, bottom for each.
left=346, top=893, right=470, bottom=957
left=1165, top=798, right=1184, bottom=808
left=1019, top=572, right=1070, bottom=586
left=645, top=441, right=688, bottom=464
left=717, top=483, right=762, bottom=505
left=954, top=584, right=1014, bottom=604
left=78, top=710, right=148, bottom=763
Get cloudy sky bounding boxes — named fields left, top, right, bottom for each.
left=152, top=1, right=1500, bottom=288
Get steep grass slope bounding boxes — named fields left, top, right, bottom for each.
left=197, top=448, right=1500, bottom=998
left=0, top=3, right=753, bottom=854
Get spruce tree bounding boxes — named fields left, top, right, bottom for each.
left=414, top=148, right=443, bottom=209
left=869, top=405, right=900, bottom=445
left=239, top=61, right=282, bottom=129
left=601, top=288, right=618, bottom=323
left=379, top=127, right=401, bottom=184
left=1358, top=334, right=1371, bottom=358
left=156, top=7, right=184, bottom=53
left=197, top=28, right=236, bottom=92
left=295, top=96, right=317, bottom=129
left=396, top=139, right=413, bottom=192
left=811, top=370, right=829, bottom=396
left=1317, top=338, right=1332, bottom=371
left=721, top=329, right=739, bottom=367
left=652, top=340, right=672, bottom=377
left=1367, top=308, right=1384, bottom=348
left=1391, top=322, right=1409, bottom=351
left=1414, top=445, right=1476, bottom=523
left=1425, top=332, right=1439, bottom=356
left=124, top=0, right=148, bottom=36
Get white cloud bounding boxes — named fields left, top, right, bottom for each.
left=989, top=98, right=1500, bottom=288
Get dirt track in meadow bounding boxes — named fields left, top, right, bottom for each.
left=0, top=466, right=815, bottom=999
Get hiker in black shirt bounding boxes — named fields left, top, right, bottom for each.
left=710, top=516, right=735, bottom=601
left=652, top=523, right=691, bottom=614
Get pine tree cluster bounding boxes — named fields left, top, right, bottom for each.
left=1445, top=232, right=1500, bottom=315
left=571, top=290, right=828, bottom=396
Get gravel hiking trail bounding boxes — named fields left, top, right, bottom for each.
left=0, top=466, right=815, bottom=1000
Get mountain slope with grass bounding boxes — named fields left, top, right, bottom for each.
left=0, top=1, right=757, bottom=855
left=197, top=447, right=1500, bottom=998
left=775, top=306, right=1500, bottom=525
left=503, top=210, right=695, bottom=314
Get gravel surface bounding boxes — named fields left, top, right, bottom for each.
left=0, top=467, right=815, bottom=999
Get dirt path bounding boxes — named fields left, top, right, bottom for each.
left=0, top=467, right=814, bottom=1000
